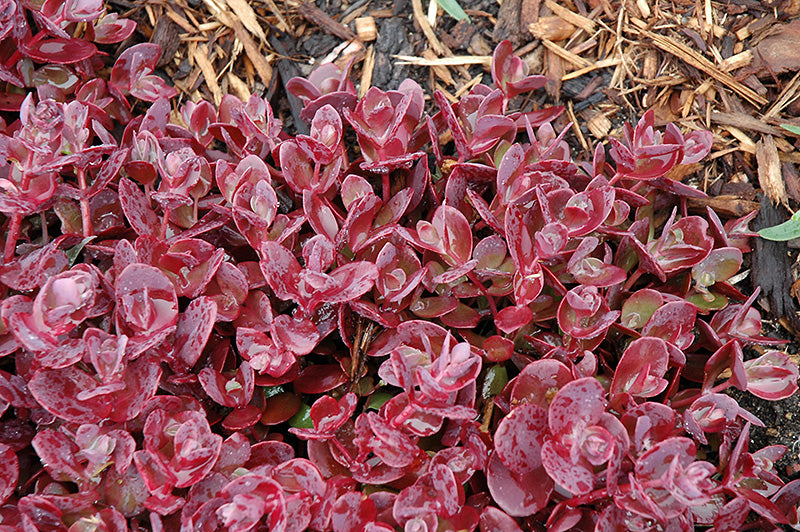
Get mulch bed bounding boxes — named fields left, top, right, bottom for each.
left=113, top=0, right=800, bottom=479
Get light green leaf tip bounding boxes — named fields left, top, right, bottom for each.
left=757, top=217, right=800, bottom=241
left=436, top=0, right=470, bottom=21
left=780, top=124, right=800, bottom=135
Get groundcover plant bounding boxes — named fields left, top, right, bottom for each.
left=0, top=3, right=800, bottom=530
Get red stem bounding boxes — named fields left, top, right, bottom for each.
left=382, top=172, right=391, bottom=203
left=160, top=207, right=171, bottom=240
left=670, top=381, right=731, bottom=410
left=77, top=168, right=93, bottom=237
left=466, top=270, right=498, bottom=317
left=3, top=213, right=21, bottom=263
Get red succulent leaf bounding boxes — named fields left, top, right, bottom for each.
left=0, top=444, right=16, bottom=506
left=204, top=262, right=248, bottom=321
left=29, top=358, right=161, bottom=423
left=332, top=492, right=378, bottom=532
left=744, top=351, right=799, bottom=400
left=218, top=474, right=286, bottom=532
left=620, top=289, right=663, bottom=329
left=557, top=285, right=619, bottom=339
left=548, top=377, right=606, bottom=436
left=92, top=12, right=137, bottom=44
left=32, top=428, right=84, bottom=483
left=21, top=37, right=97, bottom=64
left=620, top=402, right=677, bottom=454
left=110, top=44, right=178, bottom=102
left=703, top=339, right=747, bottom=392
left=479, top=507, right=524, bottom=532
left=115, top=263, right=179, bottom=336
left=84, top=328, right=126, bottom=384
left=683, top=393, right=740, bottom=444
left=260, top=241, right=304, bottom=302
left=491, top=40, right=546, bottom=101
left=510, top=359, right=573, bottom=409
left=304, top=190, right=340, bottom=242
left=199, top=362, right=255, bottom=408
left=409, top=295, right=459, bottom=318
left=173, top=296, right=217, bottom=372
left=236, top=327, right=294, bottom=379
left=647, top=215, right=714, bottom=273
left=158, top=239, right=224, bottom=298
left=681, top=130, right=713, bottom=165
left=118, top=177, right=159, bottom=236
left=291, top=393, right=357, bottom=440
left=534, top=222, right=569, bottom=259
left=567, top=236, right=626, bottom=287
left=494, top=305, right=533, bottom=334
left=641, top=300, right=696, bottom=350
left=494, top=403, right=547, bottom=475
left=486, top=451, right=553, bottom=517
left=610, top=337, right=670, bottom=400
left=394, top=463, right=461, bottom=523
left=294, top=104, right=343, bottom=165
left=416, top=205, right=473, bottom=267
left=294, top=364, right=348, bottom=394
left=692, top=247, right=742, bottom=290
left=0, top=240, right=69, bottom=291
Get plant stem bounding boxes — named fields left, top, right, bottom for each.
left=466, top=270, right=498, bottom=317
left=3, top=213, right=21, bottom=262
left=160, top=207, right=171, bottom=240
left=382, top=172, right=391, bottom=203
left=77, top=168, right=93, bottom=237
left=40, top=212, right=48, bottom=245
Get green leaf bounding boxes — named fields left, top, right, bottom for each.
left=288, top=403, right=313, bottom=429
left=436, top=0, right=470, bottom=22
left=757, top=217, right=800, bottom=241
left=66, top=236, right=96, bottom=267
left=482, top=364, right=508, bottom=399
left=366, top=391, right=393, bottom=411
left=781, top=124, right=800, bottom=135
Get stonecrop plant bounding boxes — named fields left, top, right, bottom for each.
left=0, top=4, right=798, bottom=529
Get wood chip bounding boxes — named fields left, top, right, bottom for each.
left=359, top=45, right=375, bottom=99
left=711, top=112, right=785, bottom=136
left=718, top=50, right=752, bottom=72
left=264, top=0, right=291, bottom=34
left=561, top=57, right=621, bottom=81
left=757, top=135, right=789, bottom=208
left=194, top=43, right=223, bottom=105
left=583, top=109, right=612, bottom=138
left=566, top=101, right=590, bottom=154
left=165, top=9, right=197, bottom=33
left=529, top=16, right=576, bottom=42
left=454, top=73, right=483, bottom=98
left=421, top=48, right=455, bottom=86
left=687, top=195, right=760, bottom=218
left=224, top=0, right=266, bottom=41
left=544, top=0, right=596, bottom=34
left=215, top=11, right=273, bottom=92
left=631, top=20, right=769, bottom=106
left=226, top=72, right=250, bottom=101
left=355, top=16, right=377, bottom=42
left=411, top=0, right=449, bottom=57
left=540, top=39, right=591, bottom=69
left=725, top=126, right=757, bottom=153
left=297, top=1, right=357, bottom=42
left=764, top=70, right=800, bottom=118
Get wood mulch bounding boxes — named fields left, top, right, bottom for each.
left=112, top=0, right=800, bottom=479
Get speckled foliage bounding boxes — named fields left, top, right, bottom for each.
left=0, top=2, right=800, bottom=530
